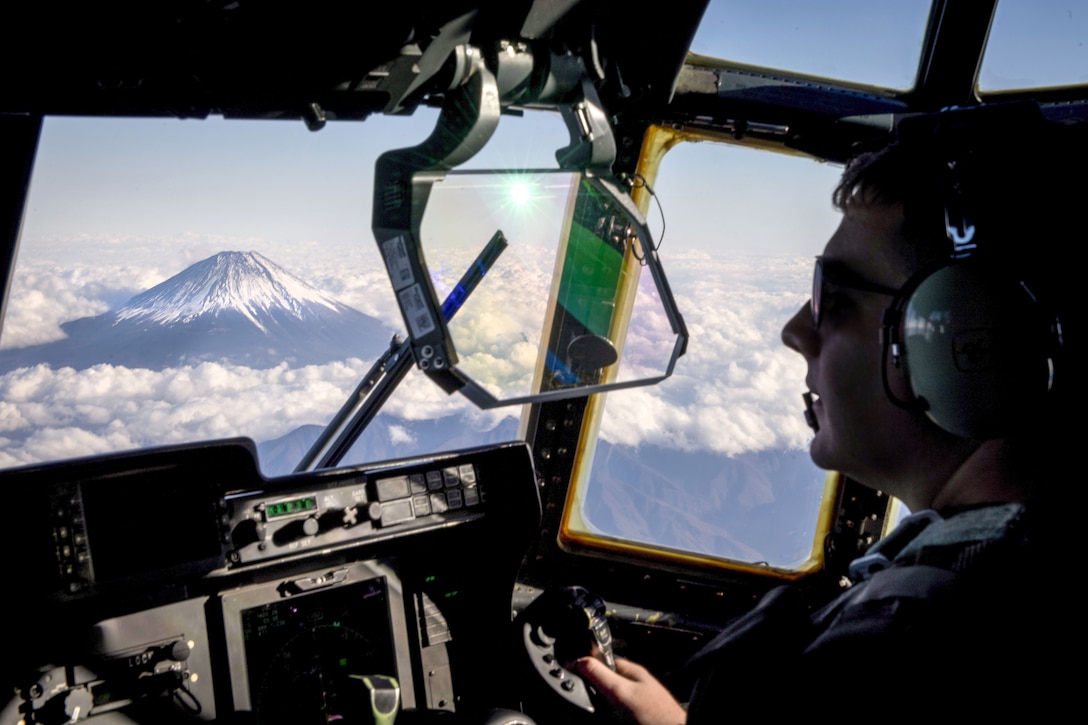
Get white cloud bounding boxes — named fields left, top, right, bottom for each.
left=597, top=253, right=814, bottom=456
left=0, top=400, right=29, bottom=431
left=0, top=359, right=374, bottom=467
left=0, top=264, right=111, bottom=348
left=20, top=425, right=138, bottom=463
left=388, top=424, right=416, bottom=446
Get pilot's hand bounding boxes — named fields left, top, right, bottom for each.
left=574, top=656, right=686, bottom=725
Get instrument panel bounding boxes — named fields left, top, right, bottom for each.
left=221, top=560, right=412, bottom=721
left=3, top=439, right=540, bottom=724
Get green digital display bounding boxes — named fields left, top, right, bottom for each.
left=265, top=496, right=317, bottom=520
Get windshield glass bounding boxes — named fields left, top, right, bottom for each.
left=0, top=110, right=568, bottom=475
left=690, top=0, right=932, bottom=91
left=564, top=135, right=843, bottom=571
left=980, top=0, right=1088, bottom=92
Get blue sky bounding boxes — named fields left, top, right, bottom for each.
left=691, top=0, right=932, bottom=90
left=20, top=109, right=571, bottom=260
left=20, top=105, right=838, bottom=266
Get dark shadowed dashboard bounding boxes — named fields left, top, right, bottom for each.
left=3, top=439, right=540, bottom=723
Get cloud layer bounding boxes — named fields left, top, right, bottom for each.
left=0, top=247, right=812, bottom=470
left=599, top=252, right=813, bottom=455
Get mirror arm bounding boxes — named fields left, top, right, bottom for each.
left=373, top=46, right=501, bottom=396
left=555, top=71, right=617, bottom=175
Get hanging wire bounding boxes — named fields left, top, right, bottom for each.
left=620, top=172, right=666, bottom=265
left=173, top=683, right=203, bottom=715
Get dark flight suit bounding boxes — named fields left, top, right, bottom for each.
left=682, top=503, right=1045, bottom=715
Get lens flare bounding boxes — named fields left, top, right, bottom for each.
left=509, top=182, right=532, bottom=205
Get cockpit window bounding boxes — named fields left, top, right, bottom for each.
left=690, top=0, right=932, bottom=92
left=0, top=111, right=567, bottom=475
left=562, top=129, right=844, bottom=574
left=979, top=0, right=1088, bottom=93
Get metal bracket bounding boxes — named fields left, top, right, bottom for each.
left=552, top=55, right=617, bottom=175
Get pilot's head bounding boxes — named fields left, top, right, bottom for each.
left=782, top=106, right=1078, bottom=512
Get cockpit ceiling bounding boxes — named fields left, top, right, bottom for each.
left=0, top=0, right=705, bottom=121
left=0, top=1, right=487, bottom=119
left=3, top=1, right=1087, bottom=161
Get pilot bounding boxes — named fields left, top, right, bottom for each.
left=574, top=106, right=1074, bottom=718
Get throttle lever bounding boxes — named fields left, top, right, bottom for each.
left=569, top=586, right=615, bottom=671
left=516, top=585, right=616, bottom=716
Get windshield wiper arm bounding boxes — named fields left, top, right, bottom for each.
left=295, top=230, right=508, bottom=472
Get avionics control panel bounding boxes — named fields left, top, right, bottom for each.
left=3, top=439, right=540, bottom=724
left=224, top=459, right=486, bottom=566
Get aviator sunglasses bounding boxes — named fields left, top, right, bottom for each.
left=811, top=256, right=899, bottom=329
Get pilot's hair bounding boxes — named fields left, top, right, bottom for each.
left=831, top=140, right=946, bottom=272
left=832, top=117, right=1084, bottom=300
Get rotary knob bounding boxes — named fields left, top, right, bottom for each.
left=231, top=518, right=266, bottom=548
left=37, top=687, right=93, bottom=724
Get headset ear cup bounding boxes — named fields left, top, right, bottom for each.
left=899, top=264, right=1053, bottom=438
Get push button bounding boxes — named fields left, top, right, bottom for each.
left=426, top=471, right=444, bottom=491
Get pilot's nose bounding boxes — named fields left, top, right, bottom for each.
left=781, top=302, right=817, bottom=357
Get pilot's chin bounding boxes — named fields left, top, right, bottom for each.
left=806, top=434, right=837, bottom=474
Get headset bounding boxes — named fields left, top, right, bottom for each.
left=878, top=104, right=1063, bottom=439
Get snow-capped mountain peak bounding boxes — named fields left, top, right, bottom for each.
left=0, top=250, right=394, bottom=373
left=115, top=251, right=342, bottom=332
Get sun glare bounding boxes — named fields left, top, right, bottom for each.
left=509, top=181, right=533, bottom=205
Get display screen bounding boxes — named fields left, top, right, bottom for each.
left=240, top=575, right=398, bottom=723
left=81, top=469, right=222, bottom=582
left=265, top=496, right=318, bottom=519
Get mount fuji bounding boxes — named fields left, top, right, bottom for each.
left=0, top=251, right=395, bottom=372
